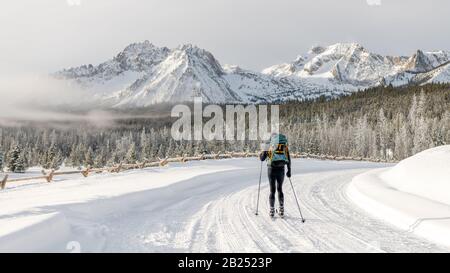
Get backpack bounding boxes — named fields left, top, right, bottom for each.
left=267, top=134, right=289, bottom=167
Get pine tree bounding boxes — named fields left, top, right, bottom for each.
left=84, top=147, right=94, bottom=167
left=51, top=150, right=63, bottom=170
left=14, top=156, right=26, bottom=173
left=353, top=115, right=369, bottom=157
left=43, top=145, right=57, bottom=169
left=126, top=143, right=137, bottom=164
left=0, top=151, right=4, bottom=172
left=394, top=120, right=410, bottom=160
left=107, top=151, right=120, bottom=166
left=94, top=153, right=104, bottom=168
left=413, top=116, right=430, bottom=154
left=7, top=145, right=24, bottom=173
left=140, top=127, right=151, bottom=160
left=377, top=108, right=388, bottom=159
left=165, top=139, right=174, bottom=157
left=185, top=141, right=194, bottom=156
left=157, top=144, right=165, bottom=159
left=68, top=144, right=80, bottom=167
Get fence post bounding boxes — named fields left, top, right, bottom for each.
left=1, top=174, right=8, bottom=190
left=82, top=166, right=91, bottom=177
left=115, top=163, right=122, bottom=173
left=143, top=158, right=150, bottom=168
left=134, top=161, right=141, bottom=169
left=140, top=159, right=147, bottom=169
left=159, top=157, right=169, bottom=167
left=46, top=169, right=55, bottom=183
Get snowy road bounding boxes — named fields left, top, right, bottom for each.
left=1, top=158, right=447, bottom=252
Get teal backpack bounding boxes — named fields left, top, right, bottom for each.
left=267, top=134, right=289, bottom=167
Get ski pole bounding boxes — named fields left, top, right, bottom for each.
left=255, top=160, right=263, bottom=215
left=288, top=177, right=305, bottom=223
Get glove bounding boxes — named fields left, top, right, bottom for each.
left=286, top=169, right=291, bottom=178
left=259, top=152, right=265, bottom=161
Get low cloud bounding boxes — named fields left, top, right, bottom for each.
left=0, top=74, right=113, bottom=127
left=0, top=74, right=92, bottom=113
left=0, top=74, right=174, bottom=128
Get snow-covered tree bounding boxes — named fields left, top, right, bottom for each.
left=69, top=143, right=84, bottom=167
left=14, top=156, right=26, bottom=173
left=126, top=143, right=137, bottom=164
left=0, top=151, right=4, bottom=172
left=7, top=145, right=25, bottom=173
left=377, top=108, right=389, bottom=159
left=42, top=144, right=62, bottom=169
left=353, top=115, right=369, bottom=157
left=0, top=83, right=447, bottom=168
left=165, top=139, right=174, bottom=157
left=51, top=150, right=63, bottom=170
left=84, top=147, right=95, bottom=167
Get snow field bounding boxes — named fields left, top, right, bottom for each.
left=0, top=157, right=446, bottom=252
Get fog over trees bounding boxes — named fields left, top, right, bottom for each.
left=0, top=83, right=449, bottom=172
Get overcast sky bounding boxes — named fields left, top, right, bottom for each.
left=1, top=0, right=450, bottom=75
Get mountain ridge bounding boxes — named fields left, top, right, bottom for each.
left=54, top=41, right=450, bottom=107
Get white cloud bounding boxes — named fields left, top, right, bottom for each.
left=67, top=0, right=81, bottom=7
left=366, top=0, right=381, bottom=6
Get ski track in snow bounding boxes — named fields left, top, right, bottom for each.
left=99, top=159, right=446, bottom=252
left=1, top=159, right=447, bottom=252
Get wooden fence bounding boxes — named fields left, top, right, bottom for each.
left=0, top=152, right=394, bottom=190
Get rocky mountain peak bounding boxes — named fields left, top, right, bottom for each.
left=54, top=41, right=450, bottom=107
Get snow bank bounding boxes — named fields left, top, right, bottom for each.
left=380, top=146, right=450, bottom=205
left=347, top=145, right=450, bottom=246
left=0, top=160, right=242, bottom=252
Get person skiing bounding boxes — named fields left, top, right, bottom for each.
left=259, top=133, right=291, bottom=218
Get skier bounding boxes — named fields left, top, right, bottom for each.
left=259, top=133, right=291, bottom=218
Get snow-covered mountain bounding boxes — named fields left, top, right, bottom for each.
left=263, top=43, right=408, bottom=86
left=54, top=41, right=450, bottom=107
left=263, top=43, right=450, bottom=88
left=382, top=50, right=450, bottom=86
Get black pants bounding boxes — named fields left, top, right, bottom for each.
left=268, top=167, right=285, bottom=208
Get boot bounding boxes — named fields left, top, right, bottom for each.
left=279, top=206, right=284, bottom=218
left=269, top=207, right=275, bottom=217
